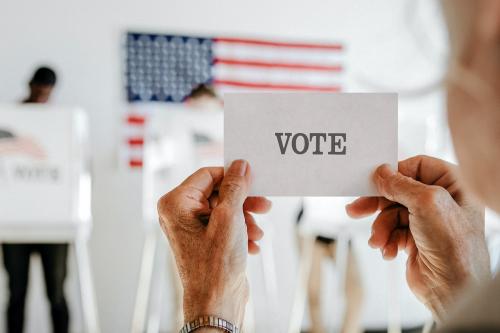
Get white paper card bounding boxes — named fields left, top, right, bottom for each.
left=224, top=93, right=398, bottom=196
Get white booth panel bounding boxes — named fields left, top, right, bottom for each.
left=142, top=105, right=223, bottom=223
left=0, top=105, right=90, bottom=230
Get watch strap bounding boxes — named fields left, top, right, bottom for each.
left=179, top=315, right=239, bottom=333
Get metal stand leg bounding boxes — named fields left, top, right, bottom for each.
left=146, top=236, right=167, bottom=333
left=132, top=229, right=158, bottom=333
left=336, top=229, right=349, bottom=302
left=335, top=229, right=351, bottom=333
left=74, top=234, right=101, bottom=333
left=258, top=222, right=279, bottom=331
left=387, top=260, right=401, bottom=333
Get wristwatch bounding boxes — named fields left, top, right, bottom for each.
left=179, top=315, right=239, bottom=333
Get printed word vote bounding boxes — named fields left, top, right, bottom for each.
left=275, top=132, right=347, bottom=155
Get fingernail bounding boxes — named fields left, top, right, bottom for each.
left=368, top=238, right=376, bottom=248
left=265, top=198, right=273, bottom=208
left=345, top=197, right=362, bottom=210
left=368, top=234, right=377, bottom=248
left=230, top=159, right=248, bottom=176
left=377, top=164, right=396, bottom=180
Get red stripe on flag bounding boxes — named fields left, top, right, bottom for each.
left=214, top=38, right=343, bottom=51
left=127, top=137, right=144, bottom=146
left=213, top=58, right=343, bottom=72
left=213, top=79, right=341, bottom=92
left=129, top=159, right=143, bottom=168
left=127, top=114, right=146, bottom=125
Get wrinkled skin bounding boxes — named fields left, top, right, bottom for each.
left=157, top=161, right=271, bottom=328
left=346, top=156, right=490, bottom=321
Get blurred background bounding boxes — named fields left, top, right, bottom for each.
left=1, top=0, right=499, bottom=332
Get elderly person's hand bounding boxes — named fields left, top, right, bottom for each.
left=346, top=155, right=490, bottom=322
left=157, top=160, right=271, bottom=329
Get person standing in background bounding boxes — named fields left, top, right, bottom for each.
left=2, top=66, right=69, bottom=333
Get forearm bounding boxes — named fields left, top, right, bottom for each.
left=183, top=274, right=248, bottom=330
left=183, top=298, right=246, bottom=329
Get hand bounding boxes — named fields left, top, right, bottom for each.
left=157, top=160, right=271, bottom=329
left=346, top=155, right=490, bottom=322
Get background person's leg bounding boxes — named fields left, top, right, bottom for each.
left=329, top=243, right=363, bottom=333
left=2, top=244, right=32, bottom=333
left=307, top=241, right=328, bottom=333
left=39, top=244, right=69, bottom=333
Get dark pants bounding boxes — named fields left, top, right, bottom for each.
left=2, top=243, right=69, bottom=333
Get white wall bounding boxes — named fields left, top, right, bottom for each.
left=0, top=0, right=447, bottom=332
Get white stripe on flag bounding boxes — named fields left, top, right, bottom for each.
left=213, top=64, right=343, bottom=86
left=213, top=43, right=343, bottom=66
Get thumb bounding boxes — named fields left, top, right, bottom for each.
left=218, top=160, right=250, bottom=211
left=374, top=164, right=434, bottom=214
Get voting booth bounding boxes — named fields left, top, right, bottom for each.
left=142, top=105, right=223, bottom=223
left=0, top=106, right=90, bottom=234
left=0, top=105, right=99, bottom=332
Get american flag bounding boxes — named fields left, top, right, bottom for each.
left=124, top=32, right=345, bottom=168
